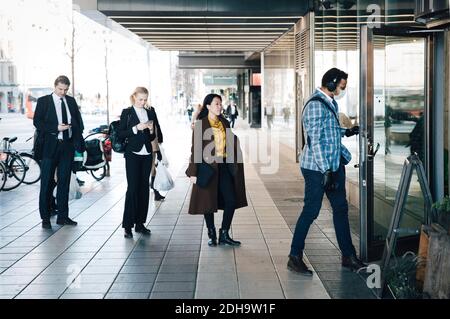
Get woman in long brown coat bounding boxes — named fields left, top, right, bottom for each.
left=186, top=93, right=247, bottom=246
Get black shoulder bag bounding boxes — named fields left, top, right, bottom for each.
left=109, top=108, right=131, bottom=153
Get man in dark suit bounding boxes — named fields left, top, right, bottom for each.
left=33, top=75, right=85, bottom=229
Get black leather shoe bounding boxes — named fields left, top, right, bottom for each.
left=207, top=227, right=217, bottom=246
left=342, top=255, right=367, bottom=272
left=154, top=190, right=165, bottom=201
left=124, top=228, right=133, bottom=238
left=135, top=224, right=151, bottom=235
left=56, top=218, right=77, bottom=226
left=287, top=255, right=313, bottom=276
left=42, top=220, right=52, bottom=229
left=218, top=228, right=241, bottom=246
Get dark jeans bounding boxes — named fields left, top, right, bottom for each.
left=204, top=163, right=236, bottom=230
left=290, top=165, right=356, bottom=257
left=123, top=153, right=152, bottom=229
left=39, top=140, right=74, bottom=221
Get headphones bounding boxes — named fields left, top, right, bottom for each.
left=326, top=76, right=339, bottom=92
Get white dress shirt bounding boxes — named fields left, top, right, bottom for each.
left=317, top=87, right=334, bottom=104
left=52, top=92, right=72, bottom=139
left=132, top=106, right=151, bottom=155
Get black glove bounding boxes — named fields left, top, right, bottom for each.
left=345, top=125, right=360, bottom=137
left=156, top=151, right=162, bottom=161
left=322, top=170, right=338, bottom=191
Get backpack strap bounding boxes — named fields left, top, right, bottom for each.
left=301, top=95, right=341, bottom=149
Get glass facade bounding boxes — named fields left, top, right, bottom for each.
left=262, top=30, right=295, bottom=145
left=371, top=34, right=426, bottom=240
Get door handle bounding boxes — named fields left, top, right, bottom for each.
left=368, top=142, right=380, bottom=159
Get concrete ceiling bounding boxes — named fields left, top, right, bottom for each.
left=95, top=0, right=309, bottom=52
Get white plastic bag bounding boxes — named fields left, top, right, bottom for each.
left=159, top=145, right=169, bottom=167
left=153, top=161, right=174, bottom=191
left=69, top=173, right=82, bottom=200
left=54, top=173, right=82, bottom=200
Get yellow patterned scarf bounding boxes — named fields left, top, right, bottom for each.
left=208, top=117, right=226, bottom=157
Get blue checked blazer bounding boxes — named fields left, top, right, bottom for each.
left=300, top=89, right=352, bottom=173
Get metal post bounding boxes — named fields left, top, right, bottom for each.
left=359, top=25, right=373, bottom=262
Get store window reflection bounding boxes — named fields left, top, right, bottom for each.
left=262, top=30, right=295, bottom=146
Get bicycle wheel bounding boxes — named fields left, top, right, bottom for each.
left=90, top=165, right=106, bottom=181
left=3, top=155, right=26, bottom=191
left=20, top=153, right=41, bottom=185
left=0, top=161, right=7, bottom=191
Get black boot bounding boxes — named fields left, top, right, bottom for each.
left=207, top=227, right=217, bottom=246
left=151, top=175, right=165, bottom=201
left=218, top=228, right=241, bottom=246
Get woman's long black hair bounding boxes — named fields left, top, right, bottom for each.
left=197, top=93, right=222, bottom=120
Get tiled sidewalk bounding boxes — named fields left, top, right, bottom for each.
left=0, top=155, right=331, bottom=299
left=0, top=118, right=376, bottom=299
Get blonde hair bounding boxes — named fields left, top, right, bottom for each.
left=130, top=87, right=149, bottom=107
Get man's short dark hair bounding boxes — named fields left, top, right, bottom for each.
left=321, top=68, right=348, bottom=87
left=54, top=75, right=70, bottom=87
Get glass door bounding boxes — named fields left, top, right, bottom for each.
left=360, top=26, right=429, bottom=261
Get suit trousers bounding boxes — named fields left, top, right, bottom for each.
left=122, top=152, right=152, bottom=229
left=39, top=140, right=74, bottom=221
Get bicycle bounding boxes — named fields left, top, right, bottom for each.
left=0, top=160, right=7, bottom=191
left=1, top=137, right=27, bottom=191
left=19, top=136, right=41, bottom=185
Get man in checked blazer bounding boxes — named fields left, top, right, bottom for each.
left=288, top=68, right=365, bottom=275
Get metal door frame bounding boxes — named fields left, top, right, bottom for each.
left=359, top=25, right=434, bottom=262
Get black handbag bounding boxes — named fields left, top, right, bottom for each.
left=109, top=120, right=126, bottom=153
left=196, top=162, right=214, bottom=188
left=108, top=110, right=131, bottom=153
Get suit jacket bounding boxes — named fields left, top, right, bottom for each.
left=33, top=94, right=85, bottom=159
left=118, top=106, right=160, bottom=156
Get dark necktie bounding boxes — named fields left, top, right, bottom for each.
left=61, top=98, right=69, bottom=140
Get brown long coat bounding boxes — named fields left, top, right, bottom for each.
left=185, top=116, right=248, bottom=215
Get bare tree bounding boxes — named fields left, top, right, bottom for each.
left=64, top=9, right=82, bottom=99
